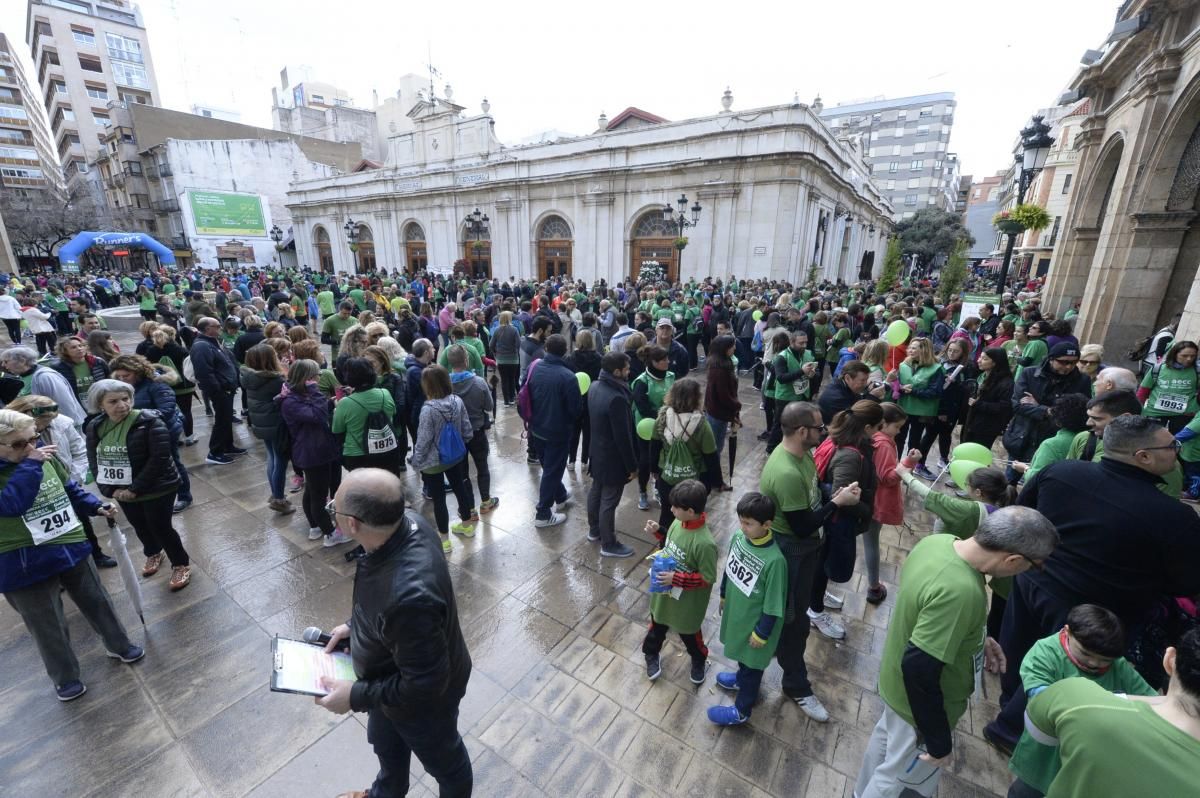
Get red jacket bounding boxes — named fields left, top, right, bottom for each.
left=871, top=430, right=904, bottom=525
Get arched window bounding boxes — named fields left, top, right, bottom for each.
left=355, top=224, right=375, bottom=273
left=313, top=225, right=333, bottom=272
left=538, top=215, right=572, bottom=240
left=404, top=222, right=425, bottom=242
left=633, top=211, right=676, bottom=238
left=404, top=222, right=427, bottom=274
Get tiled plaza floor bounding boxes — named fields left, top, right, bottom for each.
left=0, top=330, right=1010, bottom=797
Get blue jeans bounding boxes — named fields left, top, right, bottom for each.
left=170, top=440, right=191, bottom=502
left=366, top=705, right=471, bottom=798
left=532, top=436, right=569, bottom=519
left=733, top=662, right=765, bottom=717
left=707, top=415, right=729, bottom=458
left=263, top=438, right=288, bottom=501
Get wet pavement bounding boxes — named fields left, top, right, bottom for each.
left=0, top=331, right=1009, bottom=797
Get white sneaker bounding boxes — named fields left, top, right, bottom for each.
left=807, top=609, right=846, bottom=640
left=534, top=512, right=567, bottom=528
left=308, top=527, right=323, bottom=541
left=822, top=591, right=844, bottom=610
left=323, top=529, right=352, bottom=547
left=556, top=489, right=573, bottom=510
left=795, top=694, right=830, bottom=722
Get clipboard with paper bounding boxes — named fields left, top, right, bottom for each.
left=270, top=635, right=357, bottom=697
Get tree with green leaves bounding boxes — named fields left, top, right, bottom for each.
left=877, top=237, right=902, bottom=291
left=895, top=207, right=974, bottom=267
left=937, top=239, right=968, bottom=303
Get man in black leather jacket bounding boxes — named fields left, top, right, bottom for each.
left=316, top=469, right=473, bottom=798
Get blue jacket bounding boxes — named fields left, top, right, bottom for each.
left=529, top=353, right=583, bottom=443
left=189, top=333, right=238, bottom=395
left=405, top=355, right=427, bottom=430
left=133, top=377, right=182, bottom=440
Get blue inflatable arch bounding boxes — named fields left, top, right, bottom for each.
left=58, top=231, right=176, bottom=268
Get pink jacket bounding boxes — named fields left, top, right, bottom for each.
left=871, top=430, right=904, bottom=525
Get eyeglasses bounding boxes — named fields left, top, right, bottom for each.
left=0, top=437, right=38, bottom=450
left=325, top=499, right=360, bottom=523
left=1052, top=359, right=1079, bottom=367
left=1139, top=440, right=1182, bottom=454
left=801, top=423, right=827, bottom=433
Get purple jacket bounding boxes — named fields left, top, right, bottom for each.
left=279, top=383, right=339, bottom=469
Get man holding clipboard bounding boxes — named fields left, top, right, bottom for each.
left=310, top=469, right=473, bottom=798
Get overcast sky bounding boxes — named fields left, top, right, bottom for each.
left=5, top=0, right=1118, bottom=178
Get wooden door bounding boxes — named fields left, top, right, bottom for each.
left=538, top=240, right=572, bottom=282
left=463, top=242, right=492, bottom=279
left=631, top=239, right=679, bottom=283
left=406, top=242, right=427, bottom=273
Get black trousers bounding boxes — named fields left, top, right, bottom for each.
left=2, top=318, right=21, bottom=344
left=989, top=577, right=1075, bottom=747
left=569, top=403, right=590, bottom=464
left=177, top=391, right=194, bottom=438
left=119, top=491, right=188, bottom=566
left=918, top=415, right=957, bottom=463
left=421, top=459, right=473, bottom=535
left=35, top=331, right=56, bottom=356
left=209, top=390, right=235, bottom=457
left=465, top=431, right=491, bottom=504
left=366, top=704, right=472, bottom=798
left=498, top=363, right=519, bottom=404
left=300, top=462, right=340, bottom=535
left=774, top=532, right=823, bottom=698
left=642, top=619, right=708, bottom=663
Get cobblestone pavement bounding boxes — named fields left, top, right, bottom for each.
left=0, top=330, right=1009, bottom=797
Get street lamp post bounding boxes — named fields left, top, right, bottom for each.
left=344, top=217, right=359, bottom=273
left=269, top=224, right=283, bottom=265
left=996, top=116, right=1054, bottom=293
left=464, top=207, right=490, bottom=278
left=662, top=193, right=702, bottom=279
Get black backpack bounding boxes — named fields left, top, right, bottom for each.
left=351, top=393, right=398, bottom=456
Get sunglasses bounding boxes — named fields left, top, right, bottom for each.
left=28, top=405, right=58, bottom=417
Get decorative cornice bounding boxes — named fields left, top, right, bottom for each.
left=1130, top=210, right=1198, bottom=231
left=1069, top=225, right=1101, bottom=240
left=582, top=193, right=616, bottom=206
left=696, top=186, right=741, bottom=199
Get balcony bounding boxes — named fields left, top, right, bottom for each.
left=156, top=162, right=172, bottom=177
left=151, top=198, right=180, bottom=213
left=170, top=235, right=190, bottom=250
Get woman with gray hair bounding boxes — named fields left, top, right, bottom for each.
left=83, top=379, right=191, bottom=591
left=0, top=347, right=87, bottom=428
left=0, top=407, right=136, bottom=702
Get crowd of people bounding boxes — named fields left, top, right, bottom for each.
left=0, top=261, right=1197, bottom=797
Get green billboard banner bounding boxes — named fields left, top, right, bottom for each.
left=188, top=191, right=267, bottom=236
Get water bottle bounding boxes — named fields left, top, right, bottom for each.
left=648, top=553, right=677, bottom=594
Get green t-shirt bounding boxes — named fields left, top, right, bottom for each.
left=1010, top=635, right=1155, bottom=793
left=898, top=362, right=944, bottom=418
left=631, top=370, right=674, bottom=425
left=759, top=446, right=820, bottom=537
left=45, top=293, right=68, bottom=311
left=826, top=326, right=850, bottom=364
left=0, top=458, right=86, bottom=554
left=719, top=531, right=787, bottom=669
left=162, top=283, right=176, bottom=296
left=649, top=520, right=717, bottom=634
left=72, top=361, right=95, bottom=403
left=331, top=388, right=395, bottom=457
left=1140, top=363, right=1199, bottom=418
left=652, top=305, right=674, bottom=322
left=877, top=534, right=986, bottom=730
left=139, top=294, right=156, bottom=311
left=1019, top=338, right=1049, bottom=371
left=770, top=347, right=815, bottom=402
left=96, top=410, right=172, bottom=502
left=317, top=368, right=340, bottom=401
left=322, top=314, right=357, bottom=357
left=437, top=342, right=484, bottom=378
left=810, top=324, right=830, bottom=358
left=317, top=291, right=336, bottom=316
left=1025, top=428, right=1077, bottom=482
left=1026, top=678, right=1200, bottom=798
left=121, top=277, right=137, bottom=293
left=1066, top=430, right=1102, bottom=462
left=348, top=288, right=366, bottom=311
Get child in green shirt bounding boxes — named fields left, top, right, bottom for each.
left=708, top=492, right=788, bottom=726
left=1009, top=604, right=1157, bottom=797
left=642, top=479, right=717, bottom=687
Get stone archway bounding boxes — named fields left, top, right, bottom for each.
left=354, top=224, right=375, bottom=274
left=404, top=222, right=427, bottom=274
left=313, top=225, right=333, bottom=273
left=536, top=214, right=572, bottom=281
left=630, top=210, right=679, bottom=282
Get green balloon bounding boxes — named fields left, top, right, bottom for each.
left=952, top=442, right=994, bottom=466
left=637, top=417, right=655, bottom=441
left=885, top=320, right=910, bottom=346
left=949, top=459, right=985, bottom=488
left=752, top=309, right=763, bottom=321
left=577, top=372, right=591, bottom=395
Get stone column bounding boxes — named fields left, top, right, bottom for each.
left=1078, top=210, right=1196, bottom=360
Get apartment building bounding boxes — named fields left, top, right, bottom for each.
left=24, top=0, right=159, bottom=187
left=0, top=32, right=62, bottom=193
left=819, top=92, right=958, bottom=221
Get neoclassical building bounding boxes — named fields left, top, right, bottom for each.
left=1043, top=1, right=1200, bottom=355
left=286, top=91, right=893, bottom=286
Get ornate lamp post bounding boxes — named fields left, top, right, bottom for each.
left=662, top=193, right=702, bottom=278
left=269, top=224, right=283, bottom=263
left=344, top=217, right=359, bottom=273
left=464, top=207, right=490, bottom=278
left=996, top=116, right=1054, bottom=293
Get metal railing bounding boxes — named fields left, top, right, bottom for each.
left=151, top=198, right=180, bottom=213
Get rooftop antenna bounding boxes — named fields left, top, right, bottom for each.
left=424, top=43, right=441, bottom=107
